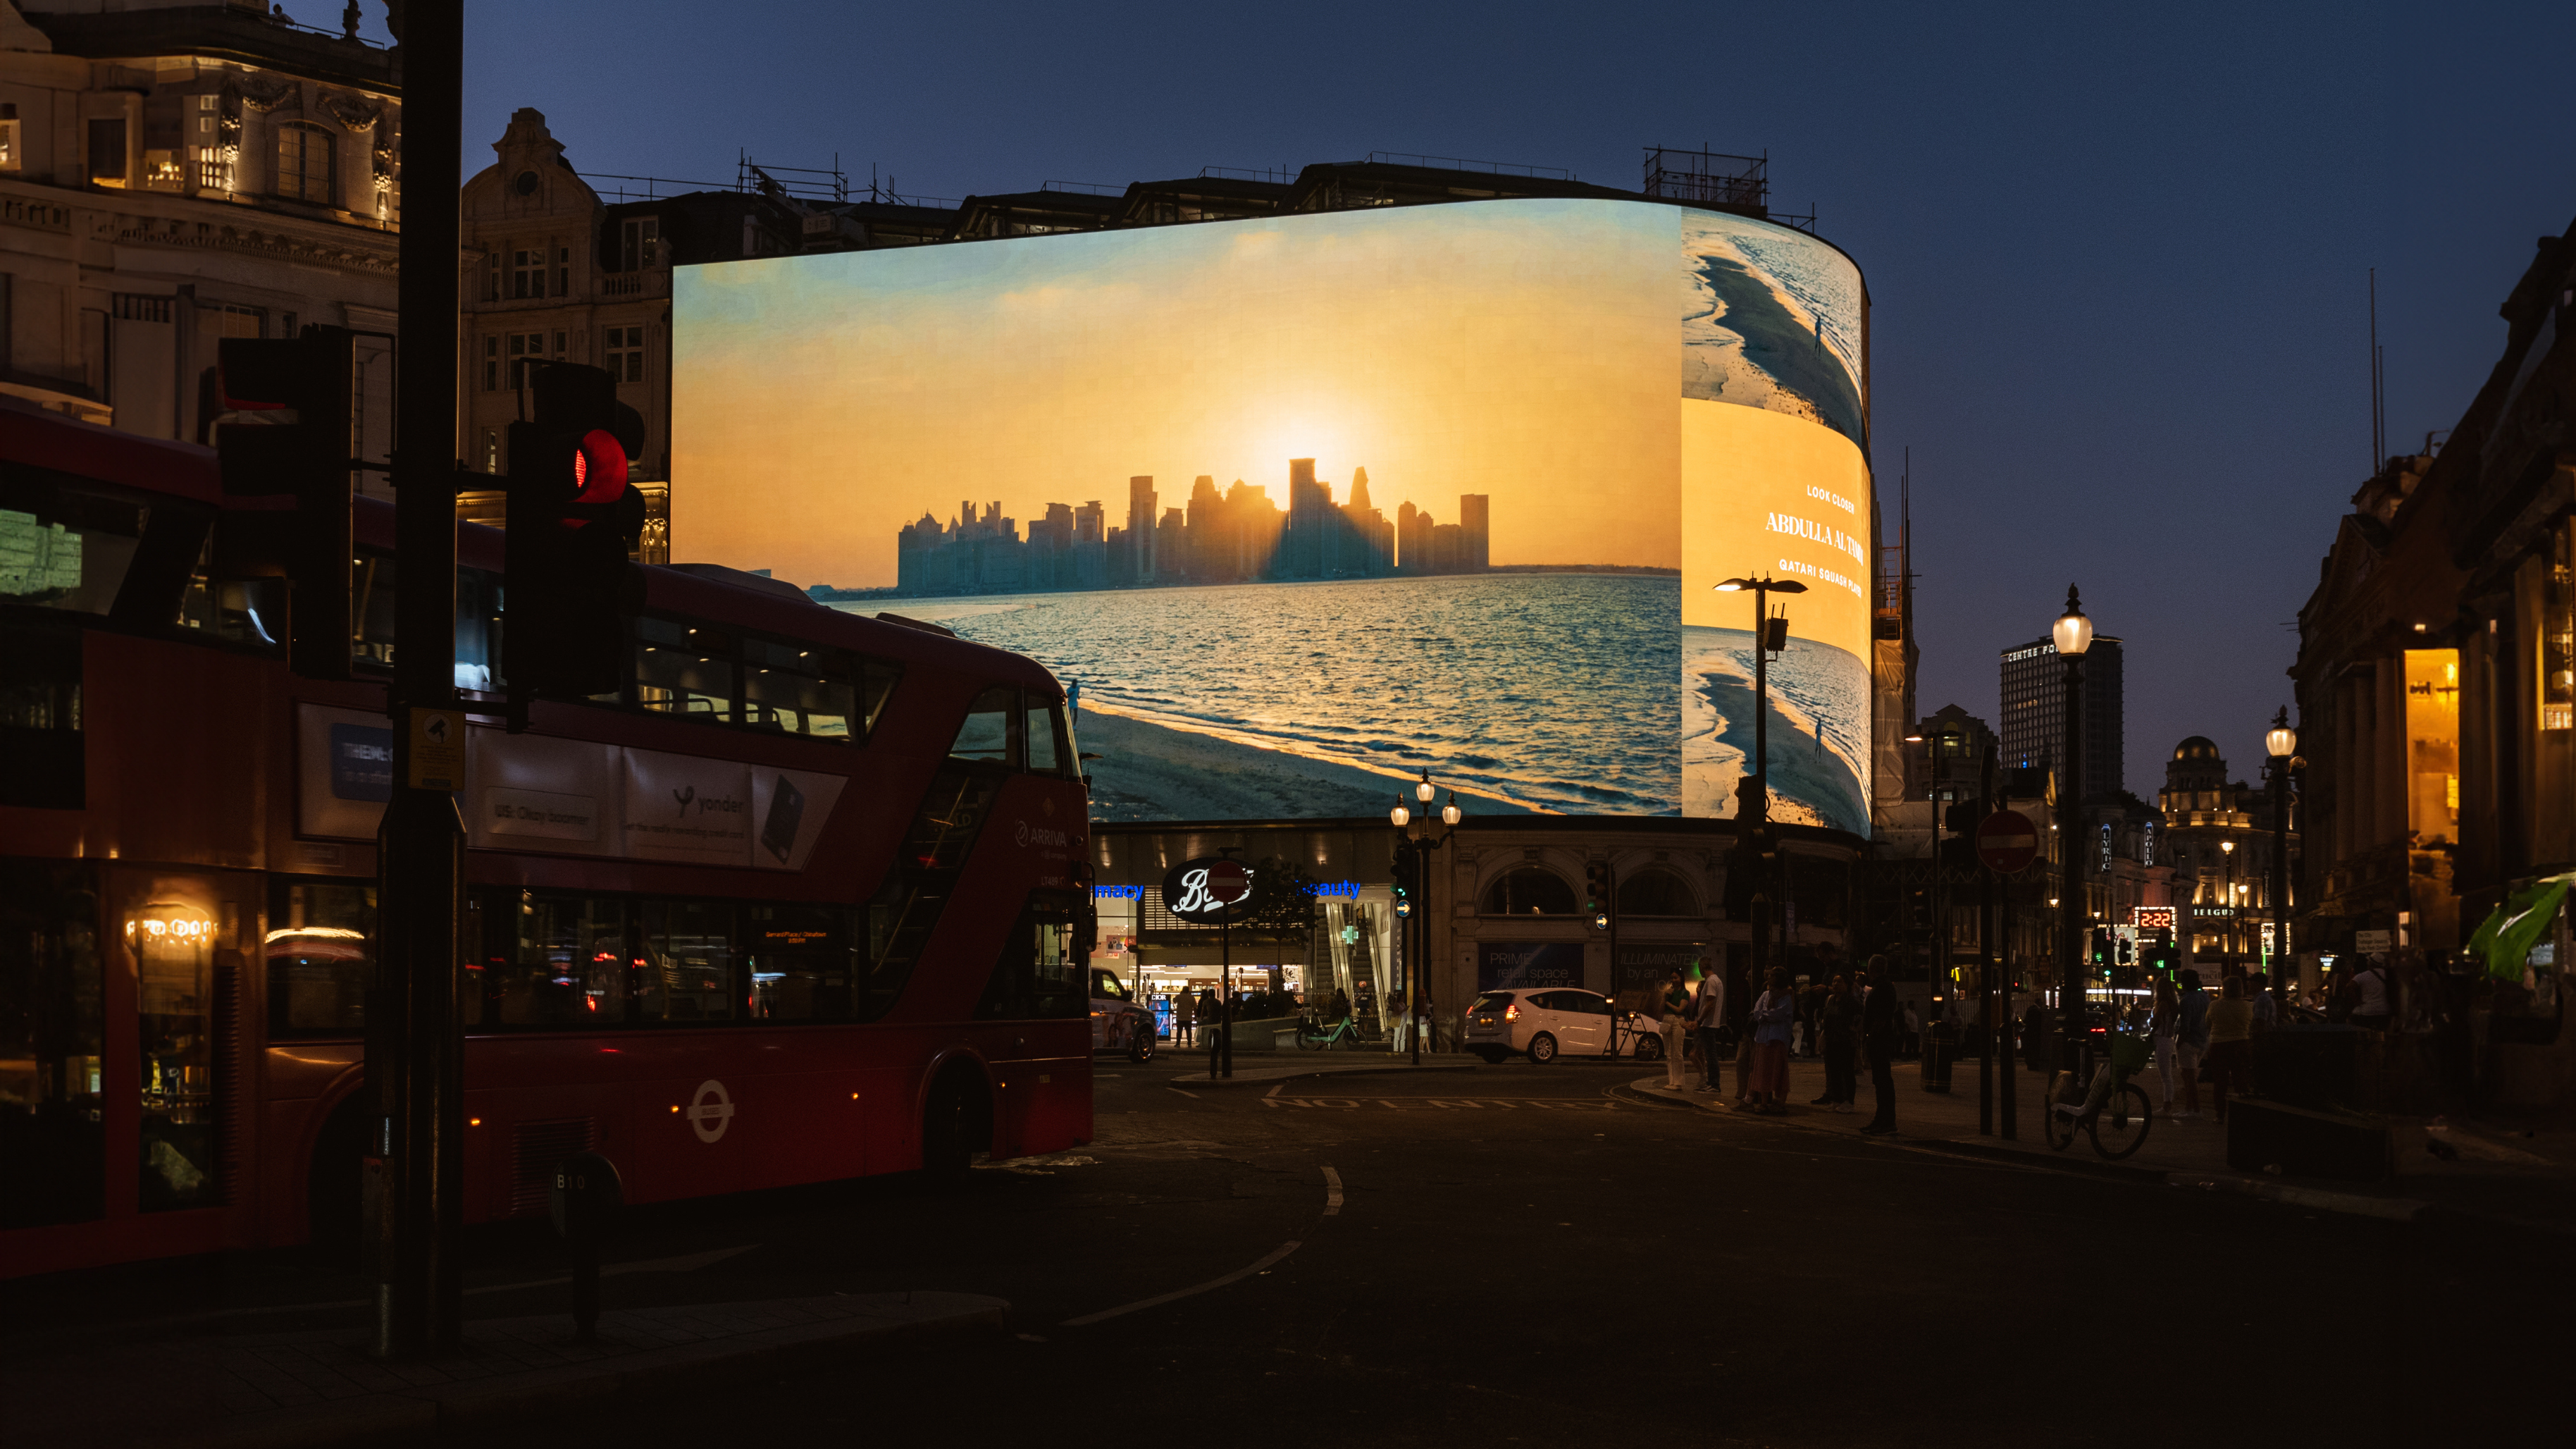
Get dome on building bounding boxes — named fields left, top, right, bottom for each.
left=2173, top=736, right=2220, bottom=760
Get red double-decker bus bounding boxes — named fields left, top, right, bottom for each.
left=0, top=397, right=1094, bottom=1278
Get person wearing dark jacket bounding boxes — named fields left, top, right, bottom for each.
left=1812, top=974, right=1860, bottom=1110
left=1859, top=955, right=1900, bottom=1135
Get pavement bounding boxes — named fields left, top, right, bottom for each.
left=1618, top=1051, right=2576, bottom=1230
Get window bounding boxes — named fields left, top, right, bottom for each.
left=2545, top=521, right=2575, bottom=732
left=128, top=885, right=223, bottom=1211
left=604, top=325, right=645, bottom=384
left=0, top=102, right=20, bottom=173
left=87, top=117, right=127, bottom=187
left=1024, top=699, right=1065, bottom=773
left=0, top=861, right=104, bottom=1228
left=619, top=216, right=660, bottom=271
left=485, top=249, right=500, bottom=303
left=504, top=331, right=550, bottom=387
left=0, top=625, right=81, bottom=809
left=273, top=121, right=332, bottom=204
left=1469, top=992, right=1516, bottom=1015
left=1480, top=868, right=1577, bottom=916
left=482, top=894, right=629, bottom=1028
left=636, top=616, right=736, bottom=722
left=266, top=880, right=373, bottom=1035
left=1, top=476, right=145, bottom=615
left=743, top=636, right=854, bottom=739
left=218, top=304, right=265, bottom=340
left=557, top=246, right=570, bottom=297
left=975, top=889, right=1086, bottom=1020
left=640, top=900, right=736, bottom=1023
left=949, top=686, right=1017, bottom=765
left=1616, top=867, right=1700, bottom=918
left=511, top=246, right=546, bottom=300
left=745, top=904, right=858, bottom=1022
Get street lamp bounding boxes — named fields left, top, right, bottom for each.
left=1716, top=574, right=1807, bottom=1002
left=2265, top=708, right=2298, bottom=1014
left=2221, top=837, right=2237, bottom=968
left=2053, top=585, right=2092, bottom=1060
left=1391, top=777, right=1463, bottom=1066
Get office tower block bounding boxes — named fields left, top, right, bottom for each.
left=1126, top=475, right=1158, bottom=583
left=1459, top=493, right=1490, bottom=572
left=1999, top=633, right=2124, bottom=803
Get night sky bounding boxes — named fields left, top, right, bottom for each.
left=316, top=1, right=2576, bottom=799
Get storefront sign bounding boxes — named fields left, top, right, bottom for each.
left=1477, top=941, right=1585, bottom=992
left=1160, top=856, right=1256, bottom=923
left=1614, top=942, right=1700, bottom=995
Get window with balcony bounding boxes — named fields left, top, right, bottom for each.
left=274, top=122, right=333, bottom=205
left=87, top=118, right=128, bottom=188
left=619, top=216, right=660, bottom=271
left=0, top=104, right=20, bottom=173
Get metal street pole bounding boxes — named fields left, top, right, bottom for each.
left=1978, top=741, right=1995, bottom=1135
left=2055, top=586, right=2091, bottom=1071
left=376, top=0, right=466, bottom=1360
left=1716, top=574, right=1806, bottom=1007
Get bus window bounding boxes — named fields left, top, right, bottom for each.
left=0, top=478, right=144, bottom=615
left=0, top=861, right=104, bottom=1230
left=859, top=658, right=900, bottom=738
left=339, top=553, right=504, bottom=691
left=974, top=889, right=1086, bottom=1021
left=266, top=880, right=373, bottom=1036
left=743, top=638, right=855, bottom=740
left=352, top=553, right=396, bottom=670
left=456, top=565, right=502, bottom=692
left=636, top=617, right=736, bottom=723
left=490, top=894, right=630, bottom=1027
left=948, top=686, right=1017, bottom=765
left=1024, top=698, right=1062, bottom=774
left=640, top=900, right=737, bottom=1023
left=1, top=624, right=82, bottom=809
left=128, top=887, right=223, bottom=1212
left=745, top=903, right=857, bottom=1021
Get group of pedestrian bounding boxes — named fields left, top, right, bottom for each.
left=1661, top=955, right=1900, bottom=1135
left=2147, top=966, right=2289, bottom=1125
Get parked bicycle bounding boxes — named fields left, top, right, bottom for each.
left=1296, top=1016, right=1368, bottom=1051
left=2044, top=1023, right=2155, bottom=1159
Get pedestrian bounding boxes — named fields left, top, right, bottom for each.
left=1747, top=968, right=1795, bottom=1113
left=1173, top=989, right=1195, bottom=1046
left=1860, top=957, right=1899, bottom=1135
left=1329, top=986, right=1352, bottom=1024
left=1692, top=961, right=1728, bottom=1093
left=2202, top=975, right=2256, bottom=1122
left=1812, top=973, right=1858, bottom=1109
left=1067, top=678, right=1081, bottom=722
left=1901, top=1001, right=1922, bottom=1059
left=1659, top=970, right=1692, bottom=1090
left=2172, top=969, right=2210, bottom=1119
left=2148, top=978, right=2179, bottom=1111
left=2347, top=959, right=2392, bottom=1033
left=2248, top=972, right=2278, bottom=1032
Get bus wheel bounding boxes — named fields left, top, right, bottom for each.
left=922, top=1066, right=991, bottom=1179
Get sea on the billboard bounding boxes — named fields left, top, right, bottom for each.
left=674, top=197, right=1872, bottom=830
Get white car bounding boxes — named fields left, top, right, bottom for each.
left=1463, top=987, right=1664, bottom=1063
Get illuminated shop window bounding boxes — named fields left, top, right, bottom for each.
left=2545, top=522, right=2575, bottom=732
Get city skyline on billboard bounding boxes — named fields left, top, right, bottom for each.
left=673, top=197, right=1871, bottom=829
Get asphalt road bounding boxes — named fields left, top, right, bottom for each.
left=32, top=1058, right=2558, bottom=1446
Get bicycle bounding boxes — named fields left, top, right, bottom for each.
left=1296, top=1016, right=1366, bottom=1052
left=2044, top=1025, right=2155, bottom=1159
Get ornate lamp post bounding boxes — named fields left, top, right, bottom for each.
left=2052, top=586, right=2093, bottom=1060
left=2265, top=708, right=2298, bottom=1013
left=1390, top=771, right=1463, bottom=1066
left=2220, top=837, right=2237, bottom=968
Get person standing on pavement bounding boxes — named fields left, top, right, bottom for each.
left=1747, top=968, right=1795, bottom=1113
left=2202, top=975, right=2256, bottom=1123
left=1659, top=970, right=1692, bottom=1090
left=1860, top=958, right=1899, bottom=1135
left=2148, top=978, right=2179, bottom=1111
left=2248, top=973, right=2278, bottom=1032
left=2172, top=969, right=2210, bottom=1119
left=1814, top=973, right=1859, bottom=1110
left=1692, top=961, right=1728, bottom=1093
left=2347, top=959, right=2392, bottom=1033
left=1173, top=990, right=1195, bottom=1047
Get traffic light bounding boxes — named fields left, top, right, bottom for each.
left=1584, top=861, right=1613, bottom=930
left=2088, top=926, right=2113, bottom=980
left=215, top=326, right=355, bottom=679
left=1762, top=614, right=1789, bottom=654
left=504, top=362, right=645, bottom=698
left=1390, top=873, right=1411, bottom=919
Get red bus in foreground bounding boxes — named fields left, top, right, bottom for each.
left=0, top=398, right=1094, bottom=1277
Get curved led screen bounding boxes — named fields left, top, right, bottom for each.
left=674, top=197, right=1871, bottom=829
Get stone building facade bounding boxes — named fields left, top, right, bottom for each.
left=0, top=1, right=397, bottom=479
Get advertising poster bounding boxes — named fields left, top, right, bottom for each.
left=1477, top=941, right=1587, bottom=992
left=675, top=197, right=1870, bottom=829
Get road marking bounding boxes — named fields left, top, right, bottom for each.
left=1168, top=1087, right=1200, bottom=1099
left=1059, top=1164, right=1342, bottom=1328
left=1265, top=1081, right=1286, bottom=1098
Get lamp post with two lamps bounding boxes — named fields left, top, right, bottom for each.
left=1390, top=772, right=1463, bottom=1067
left=2052, top=586, right=2094, bottom=1063
left=2265, top=709, right=2299, bottom=1014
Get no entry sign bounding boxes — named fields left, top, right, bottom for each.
left=1162, top=856, right=1255, bottom=922
left=1974, top=810, right=2039, bottom=875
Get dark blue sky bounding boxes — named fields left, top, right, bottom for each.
left=317, top=1, right=2575, bottom=798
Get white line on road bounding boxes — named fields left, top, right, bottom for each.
left=1058, top=1164, right=1343, bottom=1328
left=1265, top=1081, right=1286, bottom=1098
left=1168, top=1087, right=1200, bottom=1099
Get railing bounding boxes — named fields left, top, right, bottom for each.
left=597, top=271, right=667, bottom=299
left=1363, top=150, right=1575, bottom=180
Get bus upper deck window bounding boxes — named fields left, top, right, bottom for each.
left=743, top=637, right=854, bottom=739
left=0, top=482, right=144, bottom=615
left=948, top=686, right=1017, bottom=767
left=1023, top=698, right=1062, bottom=774
left=636, top=616, right=735, bottom=722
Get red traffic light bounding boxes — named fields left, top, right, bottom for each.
left=564, top=428, right=628, bottom=527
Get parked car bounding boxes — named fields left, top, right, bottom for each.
left=1463, top=987, right=1664, bottom=1063
left=1090, top=968, right=1156, bottom=1062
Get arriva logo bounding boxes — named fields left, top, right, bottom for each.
left=1016, top=820, right=1070, bottom=849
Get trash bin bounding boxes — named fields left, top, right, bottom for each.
left=1921, top=1021, right=1958, bottom=1092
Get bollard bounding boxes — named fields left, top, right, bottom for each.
left=548, top=1150, right=623, bottom=1341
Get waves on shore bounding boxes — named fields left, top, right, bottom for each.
left=1680, top=625, right=1868, bottom=833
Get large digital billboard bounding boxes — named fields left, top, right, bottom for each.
left=673, top=197, right=1871, bottom=829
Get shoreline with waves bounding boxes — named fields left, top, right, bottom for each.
left=1074, top=703, right=1539, bottom=822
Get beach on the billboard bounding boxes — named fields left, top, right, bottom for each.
left=676, top=195, right=1872, bottom=826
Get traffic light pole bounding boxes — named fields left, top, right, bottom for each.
left=373, top=0, right=466, bottom=1360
